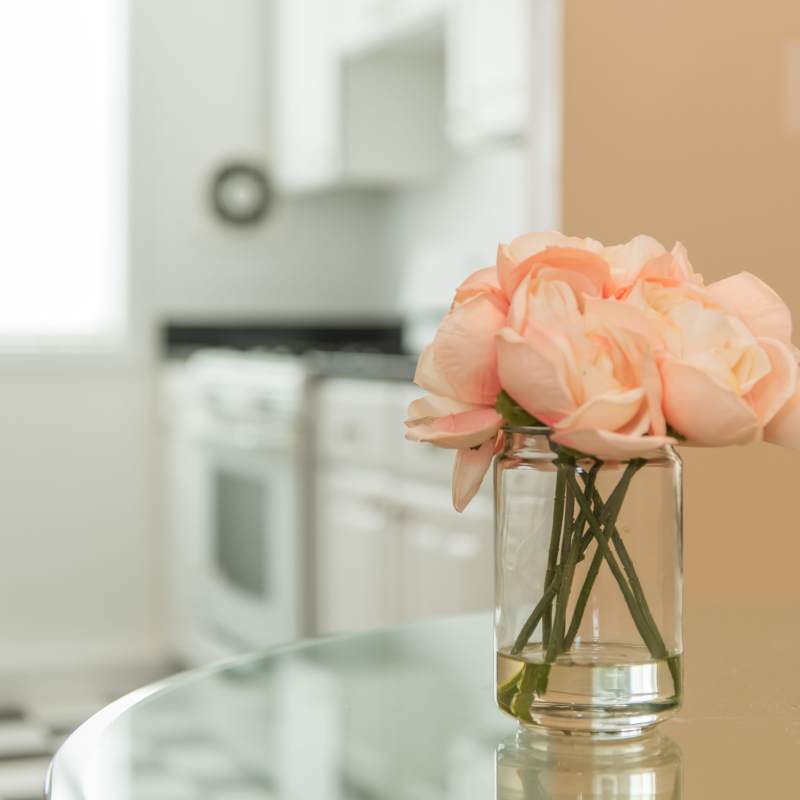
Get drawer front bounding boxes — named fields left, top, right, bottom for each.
left=315, top=379, right=390, bottom=466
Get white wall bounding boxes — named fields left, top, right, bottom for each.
left=0, top=363, right=159, bottom=674
left=133, top=0, right=396, bottom=320
left=387, top=143, right=543, bottom=314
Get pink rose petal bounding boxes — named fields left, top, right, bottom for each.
left=497, top=232, right=603, bottom=300
left=413, top=344, right=457, bottom=397
left=496, top=327, right=575, bottom=424
left=707, top=272, right=793, bottom=345
left=406, top=393, right=480, bottom=424
left=405, top=407, right=503, bottom=449
left=765, top=386, right=800, bottom=449
left=550, top=429, right=677, bottom=461
left=661, top=359, right=761, bottom=446
left=432, top=294, right=506, bottom=406
left=452, top=437, right=499, bottom=512
left=553, top=388, right=645, bottom=436
left=603, top=234, right=666, bottom=289
left=747, top=338, right=798, bottom=425
left=528, top=247, right=613, bottom=297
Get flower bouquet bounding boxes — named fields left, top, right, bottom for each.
left=405, top=232, right=799, bottom=735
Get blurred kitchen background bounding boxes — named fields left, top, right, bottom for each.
left=0, top=0, right=798, bottom=791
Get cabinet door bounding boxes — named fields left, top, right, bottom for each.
left=274, top=0, right=341, bottom=190
left=316, top=379, right=389, bottom=468
left=445, top=0, right=531, bottom=150
left=315, top=469, right=401, bottom=635
left=396, top=481, right=494, bottom=623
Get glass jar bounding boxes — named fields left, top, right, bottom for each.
left=495, top=428, right=683, bottom=737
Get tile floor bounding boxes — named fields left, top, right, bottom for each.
left=0, top=679, right=275, bottom=799
left=0, top=661, right=177, bottom=800
left=0, top=696, right=113, bottom=799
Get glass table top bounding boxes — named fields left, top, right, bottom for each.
left=48, top=609, right=800, bottom=799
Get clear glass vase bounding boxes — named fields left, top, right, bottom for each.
left=495, top=428, right=683, bottom=737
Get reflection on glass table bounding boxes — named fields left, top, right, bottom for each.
left=47, top=610, right=800, bottom=799
left=497, top=732, right=681, bottom=799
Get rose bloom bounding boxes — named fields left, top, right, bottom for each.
left=407, top=232, right=614, bottom=510
left=497, top=277, right=675, bottom=460
left=405, top=266, right=506, bottom=511
left=406, top=230, right=800, bottom=511
left=651, top=272, right=799, bottom=447
left=604, top=234, right=703, bottom=296
left=590, top=236, right=800, bottom=447
left=603, top=241, right=798, bottom=446
left=497, top=231, right=607, bottom=302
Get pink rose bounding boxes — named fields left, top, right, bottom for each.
left=605, top=236, right=703, bottom=295
left=707, top=273, right=800, bottom=450
left=616, top=265, right=799, bottom=447
left=658, top=299, right=797, bottom=446
left=496, top=231, right=607, bottom=301
left=405, top=268, right=506, bottom=510
left=496, top=282, right=675, bottom=460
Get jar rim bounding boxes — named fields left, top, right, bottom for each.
left=501, top=426, right=681, bottom=463
left=502, top=424, right=553, bottom=435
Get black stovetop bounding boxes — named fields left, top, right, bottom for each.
left=162, top=320, right=406, bottom=358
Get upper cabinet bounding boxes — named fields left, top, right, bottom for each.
left=445, top=0, right=532, bottom=151
left=272, top=0, right=533, bottom=193
left=273, top=0, right=341, bottom=191
left=274, top=0, right=447, bottom=193
left=338, top=0, right=445, bottom=57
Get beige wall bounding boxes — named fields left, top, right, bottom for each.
left=563, top=1, right=800, bottom=609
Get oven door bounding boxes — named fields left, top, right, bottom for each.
left=194, top=421, right=302, bottom=651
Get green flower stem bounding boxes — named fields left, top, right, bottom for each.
left=510, top=662, right=552, bottom=720
left=559, top=477, right=576, bottom=568
left=563, top=462, right=642, bottom=649
left=497, top=669, right=523, bottom=709
left=577, top=462, right=669, bottom=658
left=546, top=507, right=582, bottom=662
left=565, top=470, right=666, bottom=659
left=548, top=476, right=576, bottom=651
left=510, top=568, right=563, bottom=656
left=563, top=546, right=604, bottom=649
left=545, top=461, right=601, bottom=661
left=570, top=461, right=601, bottom=557
left=606, top=508, right=668, bottom=656
left=541, top=464, right=568, bottom=647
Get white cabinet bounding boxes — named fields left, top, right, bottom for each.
left=273, top=0, right=446, bottom=192
left=313, top=378, right=493, bottom=636
left=397, top=480, right=494, bottom=623
left=315, top=467, right=403, bottom=633
left=445, top=0, right=532, bottom=150
left=273, top=0, right=537, bottom=188
left=339, top=0, right=444, bottom=55
left=273, top=0, right=341, bottom=190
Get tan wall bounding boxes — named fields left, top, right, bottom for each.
left=563, top=1, right=800, bottom=609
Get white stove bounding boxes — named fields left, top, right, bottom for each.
left=165, top=350, right=309, bottom=661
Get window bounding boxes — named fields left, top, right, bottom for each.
left=0, top=0, right=127, bottom=348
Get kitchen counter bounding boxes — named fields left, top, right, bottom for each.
left=48, top=609, right=800, bottom=798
